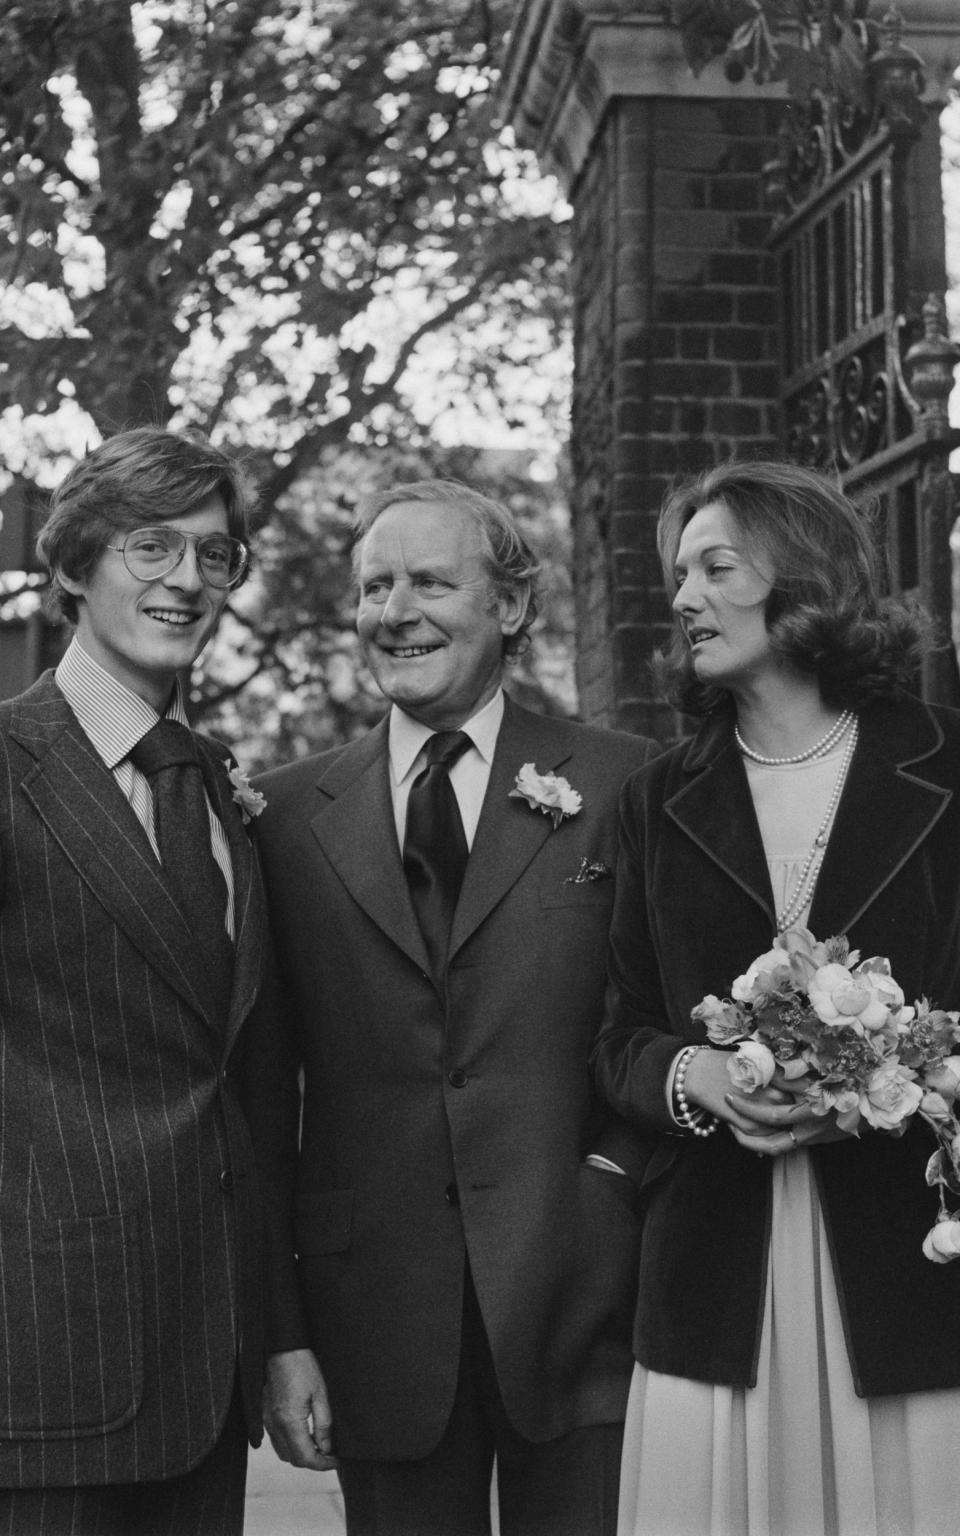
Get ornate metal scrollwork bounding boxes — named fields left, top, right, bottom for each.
left=785, top=376, right=834, bottom=467
left=837, top=346, right=890, bottom=466
left=756, top=4, right=924, bottom=215
left=784, top=344, right=894, bottom=470
left=896, top=295, right=960, bottom=438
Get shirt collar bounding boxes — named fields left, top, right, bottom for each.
left=55, top=635, right=189, bottom=769
left=389, top=690, right=504, bottom=785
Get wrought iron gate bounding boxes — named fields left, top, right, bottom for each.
left=762, top=5, right=960, bottom=704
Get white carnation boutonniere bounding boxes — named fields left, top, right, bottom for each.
left=509, top=762, right=582, bottom=830
left=226, top=761, right=266, bottom=825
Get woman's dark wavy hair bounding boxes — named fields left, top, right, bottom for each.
left=38, top=427, right=258, bottom=624
left=352, top=478, right=541, bottom=661
left=654, top=459, right=933, bottom=715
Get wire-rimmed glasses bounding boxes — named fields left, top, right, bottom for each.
left=107, top=526, right=249, bottom=589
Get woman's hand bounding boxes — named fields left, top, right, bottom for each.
left=727, top=1067, right=849, bottom=1155
left=682, top=1049, right=848, bottom=1157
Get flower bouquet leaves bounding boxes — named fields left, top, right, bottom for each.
left=691, top=927, right=960, bottom=1262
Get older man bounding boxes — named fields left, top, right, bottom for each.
left=250, top=480, right=658, bottom=1535
left=0, top=428, right=269, bottom=1535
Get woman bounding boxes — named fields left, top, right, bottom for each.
left=592, top=459, right=960, bottom=1536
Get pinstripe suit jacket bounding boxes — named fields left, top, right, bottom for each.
left=0, top=671, right=268, bottom=1487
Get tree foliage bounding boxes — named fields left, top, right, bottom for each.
left=0, top=0, right=574, bottom=755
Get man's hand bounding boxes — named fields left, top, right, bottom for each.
left=263, top=1348, right=338, bottom=1471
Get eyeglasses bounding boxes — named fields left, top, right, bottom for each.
left=107, top=527, right=249, bottom=589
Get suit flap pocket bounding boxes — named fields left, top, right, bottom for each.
left=0, top=1210, right=143, bottom=1439
left=295, top=1189, right=354, bottom=1256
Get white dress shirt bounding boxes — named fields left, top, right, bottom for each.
left=387, top=690, right=504, bottom=851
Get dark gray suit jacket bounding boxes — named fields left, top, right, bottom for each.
left=248, top=697, right=657, bottom=1460
left=0, top=671, right=268, bottom=1486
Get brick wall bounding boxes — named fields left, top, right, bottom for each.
left=570, top=111, right=618, bottom=728
left=571, top=94, right=782, bottom=740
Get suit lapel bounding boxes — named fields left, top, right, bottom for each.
left=664, top=720, right=775, bottom=928
left=809, top=701, right=950, bottom=937
left=449, top=699, right=571, bottom=959
left=309, top=719, right=432, bottom=974
left=199, top=738, right=267, bottom=1053
left=10, top=679, right=218, bottom=1026
left=308, top=707, right=575, bottom=979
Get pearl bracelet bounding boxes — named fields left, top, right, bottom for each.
left=673, top=1045, right=719, bottom=1139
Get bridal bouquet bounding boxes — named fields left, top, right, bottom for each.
left=691, top=927, right=960, bottom=1262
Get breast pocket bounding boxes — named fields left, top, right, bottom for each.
left=539, top=873, right=615, bottom=910
left=0, top=1210, right=143, bottom=1439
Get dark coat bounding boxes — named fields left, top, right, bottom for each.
left=247, top=697, right=657, bottom=1460
left=0, top=672, right=268, bottom=1486
left=592, top=694, right=960, bottom=1398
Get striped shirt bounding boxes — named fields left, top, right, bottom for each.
left=55, top=636, right=235, bottom=938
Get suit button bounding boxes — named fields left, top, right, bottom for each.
left=219, top=1169, right=234, bottom=1191
left=445, top=1183, right=460, bottom=1207
left=448, top=1069, right=468, bottom=1088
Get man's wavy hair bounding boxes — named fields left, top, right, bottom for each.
left=352, top=479, right=541, bottom=660
left=38, top=427, right=258, bottom=624
left=654, top=459, right=932, bottom=715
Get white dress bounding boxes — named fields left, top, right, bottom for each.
left=617, top=745, right=960, bottom=1536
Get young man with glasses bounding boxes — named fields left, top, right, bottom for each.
left=0, top=427, right=268, bottom=1535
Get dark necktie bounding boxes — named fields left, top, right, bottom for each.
left=129, top=719, right=234, bottom=1023
left=403, top=730, right=471, bottom=977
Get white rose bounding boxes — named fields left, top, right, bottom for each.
left=731, top=947, right=790, bottom=1003
left=920, top=1090, right=954, bottom=1122
left=852, top=967, right=907, bottom=1027
left=858, top=1062, right=924, bottom=1131
left=727, top=1039, right=777, bottom=1092
left=808, top=964, right=898, bottom=1031
left=923, top=1219, right=960, bottom=1263
left=807, top=963, right=858, bottom=1026
left=926, top=1057, right=960, bottom=1105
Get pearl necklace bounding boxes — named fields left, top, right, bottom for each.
left=774, top=718, right=859, bottom=934
left=735, top=708, right=856, bottom=766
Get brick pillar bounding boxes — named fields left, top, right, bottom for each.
left=501, top=0, right=960, bottom=740
left=601, top=96, right=781, bottom=738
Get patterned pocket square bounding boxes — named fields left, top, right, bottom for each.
left=563, top=857, right=612, bottom=886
